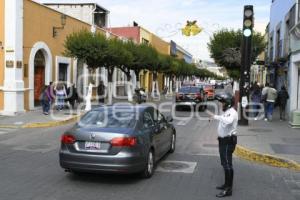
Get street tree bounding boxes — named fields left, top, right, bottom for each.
left=124, top=41, right=156, bottom=89
left=64, top=29, right=109, bottom=100
left=208, top=29, right=265, bottom=79
left=104, top=38, right=133, bottom=104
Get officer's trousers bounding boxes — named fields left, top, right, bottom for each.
left=219, top=143, right=236, bottom=170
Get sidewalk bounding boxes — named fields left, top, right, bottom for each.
left=236, top=110, right=300, bottom=171
left=0, top=108, right=82, bottom=128
left=0, top=96, right=171, bottom=128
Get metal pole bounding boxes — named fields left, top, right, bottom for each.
left=239, top=5, right=253, bottom=126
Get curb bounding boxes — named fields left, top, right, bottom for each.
left=0, top=125, right=22, bottom=129
left=22, top=115, right=81, bottom=128
left=0, top=115, right=81, bottom=129
left=234, top=145, right=300, bottom=171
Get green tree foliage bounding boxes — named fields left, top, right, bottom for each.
left=104, top=38, right=133, bottom=82
left=208, top=29, right=265, bottom=79
left=64, top=29, right=108, bottom=70
left=64, top=29, right=222, bottom=88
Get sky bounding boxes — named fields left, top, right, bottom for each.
left=38, top=0, right=271, bottom=62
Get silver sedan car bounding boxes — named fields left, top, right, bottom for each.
left=59, top=105, right=176, bottom=178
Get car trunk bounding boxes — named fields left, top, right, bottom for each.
left=66, top=127, right=133, bottom=156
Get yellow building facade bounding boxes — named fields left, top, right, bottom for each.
left=0, top=0, right=108, bottom=114
left=138, top=27, right=170, bottom=94
left=0, top=0, right=4, bottom=111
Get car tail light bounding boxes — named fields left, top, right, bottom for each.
left=110, top=137, right=137, bottom=147
left=61, top=134, right=76, bottom=144
left=196, top=93, right=202, bottom=99
left=176, top=93, right=183, bottom=100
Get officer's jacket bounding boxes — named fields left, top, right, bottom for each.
left=213, top=107, right=238, bottom=138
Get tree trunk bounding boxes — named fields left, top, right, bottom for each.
left=107, top=69, right=114, bottom=105
left=168, top=76, right=172, bottom=94
left=134, top=70, right=143, bottom=89
left=126, top=74, right=133, bottom=102
left=176, top=76, right=180, bottom=92
left=151, top=72, right=160, bottom=98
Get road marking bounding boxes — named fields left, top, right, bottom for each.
left=176, top=120, right=190, bottom=126
left=0, top=128, right=17, bottom=135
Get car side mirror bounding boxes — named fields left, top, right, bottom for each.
left=165, top=116, right=173, bottom=122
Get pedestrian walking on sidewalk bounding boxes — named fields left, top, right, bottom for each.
left=250, top=82, right=261, bottom=120
left=55, top=82, right=67, bottom=111
left=277, top=86, right=289, bottom=121
left=265, top=85, right=277, bottom=121
left=41, top=85, right=51, bottom=115
left=261, top=83, right=270, bottom=120
left=206, top=93, right=238, bottom=198
left=66, top=84, right=78, bottom=109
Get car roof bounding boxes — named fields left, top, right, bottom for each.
left=92, top=105, right=151, bottom=112
left=180, top=86, right=199, bottom=88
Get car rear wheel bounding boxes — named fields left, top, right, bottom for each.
left=169, top=133, right=176, bottom=153
left=140, top=150, right=155, bottom=178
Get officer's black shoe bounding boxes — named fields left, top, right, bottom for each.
left=216, top=188, right=232, bottom=198
left=216, top=184, right=226, bottom=190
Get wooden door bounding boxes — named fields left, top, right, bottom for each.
left=34, top=66, right=45, bottom=106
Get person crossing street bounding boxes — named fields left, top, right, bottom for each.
left=206, top=93, right=238, bottom=198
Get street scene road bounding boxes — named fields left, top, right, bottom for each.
left=0, top=101, right=299, bottom=200
left=1, top=0, right=300, bottom=199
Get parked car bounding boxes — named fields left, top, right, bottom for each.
left=175, top=86, right=207, bottom=111
left=59, top=105, right=176, bottom=178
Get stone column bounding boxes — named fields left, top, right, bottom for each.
left=2, top=0, right=24, bottom=115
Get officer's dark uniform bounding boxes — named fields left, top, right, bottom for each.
left=213, top=93, right=238, bottom=198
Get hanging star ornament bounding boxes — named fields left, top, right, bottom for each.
left=181, top=20, right=202, bottom=36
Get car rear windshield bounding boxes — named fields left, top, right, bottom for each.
left=78, top=110, right=136, bottom=128
left=179, top=87, right=200, bottom=93
left=204, top=85, right=213, bottom=89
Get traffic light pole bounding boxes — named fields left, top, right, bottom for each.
left=238, top=5, right=253, bottom=126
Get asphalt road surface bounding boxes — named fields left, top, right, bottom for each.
left=0, top=106, right=299, bottom=200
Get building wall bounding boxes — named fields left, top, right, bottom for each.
left=138, top=28, right=152, bottom=92
left=269, top=0, right=295, bottom=60
left=110, top=27, right=140, bottom=43
left=23, top=0, right=105, bottom=110
left=150, top=34, right=170, bottom=55
left=46, top=4, right=94, bottom=26
left=149, top=33, right=170, bottom=92
left=0, top=0, right=4, bottom=110
left=140, top=27, right=152, bottom=44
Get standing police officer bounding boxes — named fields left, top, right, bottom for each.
left=206, top=93, right=238, bottom=198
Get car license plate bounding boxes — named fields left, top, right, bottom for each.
left=85, top=142, right=101, bottom=150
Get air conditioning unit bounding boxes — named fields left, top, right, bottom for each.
left=290, top=110, right=300, bottom=128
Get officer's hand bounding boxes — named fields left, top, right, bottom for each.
left=205, top=110, right=214, bottom=117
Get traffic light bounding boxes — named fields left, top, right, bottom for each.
left=243, top=6, right=254, bottom=37
left=239, top=5, right=254, bottom=126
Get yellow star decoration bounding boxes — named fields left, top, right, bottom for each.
left=182, top=20, right=202, bottom=36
